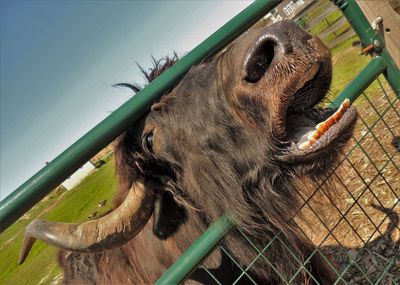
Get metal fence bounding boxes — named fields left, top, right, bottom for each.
left=158, top=73, right=399, bottom=284
left=0, top=0, right=399, bottom=284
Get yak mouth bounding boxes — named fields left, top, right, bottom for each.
left=278, top=62, right=357, bottom=162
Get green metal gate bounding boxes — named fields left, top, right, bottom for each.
left=0, top=0, right=399, bottom=284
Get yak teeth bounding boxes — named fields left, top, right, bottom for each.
left=343, top=98, right=350, bottom=108
left=298, top=99, right=350, bottom=151
left=316, top=122, right=328, bottom=133
left=298, top=140, right=311, bottom=150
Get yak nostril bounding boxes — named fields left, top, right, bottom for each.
left=245, top=39, right=276, bottom=83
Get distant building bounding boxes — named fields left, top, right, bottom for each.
left=62, top=161, right=96, bottom=190
left=264, top=0, right=315, bottom=23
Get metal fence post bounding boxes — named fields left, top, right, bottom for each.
left=331, top=0, right=400, bottom=96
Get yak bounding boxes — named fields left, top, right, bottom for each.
left=19, top=21, right=357, bottom=284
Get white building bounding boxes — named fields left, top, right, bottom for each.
left=265, top=0, right=314, bottom=23
left=62, top=161, right=96, bottom=190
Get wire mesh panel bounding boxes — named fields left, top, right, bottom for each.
left=187, top=76, right=399, bottom=284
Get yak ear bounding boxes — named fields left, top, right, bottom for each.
left=151, top=175, right=187, bottom=239
left=152, top=191, right=187, bottom=240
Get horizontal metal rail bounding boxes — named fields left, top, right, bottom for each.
left=0, top=0, right=284, bottom=232
left=330, top=56, right=386, bottom=108
left=155, top=215, right=234, bottom=285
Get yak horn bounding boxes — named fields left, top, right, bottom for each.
left=19, top=181, right=155, bottom=264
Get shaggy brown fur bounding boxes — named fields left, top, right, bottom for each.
left=60, top=21, right=356, bottom=284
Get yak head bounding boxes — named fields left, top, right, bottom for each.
left=19, top=21, right=357, bottom=270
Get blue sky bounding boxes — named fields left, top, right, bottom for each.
left=0, top=1, right=251, bottom=200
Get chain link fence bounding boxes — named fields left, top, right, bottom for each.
left=191, top=74, right=399, bottom=284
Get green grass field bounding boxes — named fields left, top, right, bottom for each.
left=307, top=0, right=331, bottom=21
left=0, top=159, right=117, bottom=285
left=310, top=10, right=343, bottom=36
left=329, top=35, right=383, bottom=101
left=0, top=33, right=388, bottom=284
left=322, top=22, right=352, bottom=45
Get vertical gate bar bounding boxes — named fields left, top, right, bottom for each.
left=331, top=0, right=400, bottom=96
left=330, top=56, right=387, bottom=108
left=155, top=215, right=234, bottom=285
left=0, top=0, right=283, bottom=232
left=381, top=49, right=400, bottom=96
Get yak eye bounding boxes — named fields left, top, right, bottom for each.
left=143, top=132, right=154, bottom=153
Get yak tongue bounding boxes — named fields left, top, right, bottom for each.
left=298, top=99, right=351, bottom=150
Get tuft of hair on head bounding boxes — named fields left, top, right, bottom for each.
left=113, top=53, right=179, bottom=94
